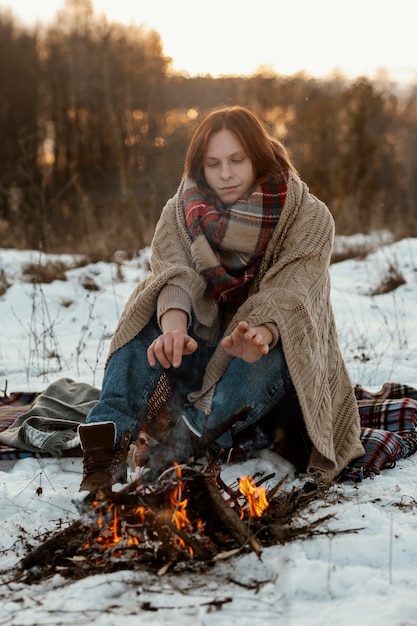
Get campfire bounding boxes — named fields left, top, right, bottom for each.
left=79, top=461, right=269, bottom=572
left=11, top=451, right=347, bottom=586
left=9, top=405, right=350, bottom=584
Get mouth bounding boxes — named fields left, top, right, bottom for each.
left=220, top=185, right=238, bottom=192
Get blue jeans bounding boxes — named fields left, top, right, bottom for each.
left=87, top=317, right=293, bottom=448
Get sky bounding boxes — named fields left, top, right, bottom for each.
left=1, top=0, right=416, bottom=83
left=1, top=233, right=417, bottom=623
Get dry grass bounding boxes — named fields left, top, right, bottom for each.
left=22, top=258, right=88, bottom=284
left=0, top=269, right=10, bottom=296
left=331, top=244, right=370, bottom=264
left=370, top=261, right=406, bottom=296
left=331, top=230, right=395, bottom=265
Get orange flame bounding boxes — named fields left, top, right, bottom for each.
left=169, top=463, right=193, bottom=554
left=96, top=503, right=122, bottom=545
left=134, top=506, right=146, bottom=524
left=238, top=476, right=269, bottom=518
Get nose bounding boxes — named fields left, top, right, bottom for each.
left=220, top=161, right=232, bottom=179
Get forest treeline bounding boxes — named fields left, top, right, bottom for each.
left=1, top=0, right=416, bottom=259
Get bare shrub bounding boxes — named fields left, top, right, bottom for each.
left=72, top=226, right=150, bottom=264
left=370, top=261, right=406, bottom=296
left=0, top=269, right=10, bottom=296
left=331, top=244, right=370, bottom=264
left=60, top=298, right=74, bottom=308
left=332, top=231, right=394, bottom=264
left=22, top=258, right=88, bottom=284
left=80, top=276, right=100, bottom=291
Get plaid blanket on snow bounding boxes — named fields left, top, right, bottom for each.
left=337, top=383, right=417, bottom=481
left=231, top=382, right=417, bottom=481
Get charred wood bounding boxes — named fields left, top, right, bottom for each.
left=19, top=520, right=88, bottom=572
left=203, top=475, right=263, bottom=557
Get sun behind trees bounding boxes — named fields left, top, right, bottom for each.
left=0, top=0, right=416, bottom=259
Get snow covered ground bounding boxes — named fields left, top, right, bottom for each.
left=0, top=233, right=416, bottom=626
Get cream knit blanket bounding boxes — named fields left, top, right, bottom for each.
left=108, top=173, right=364, bottom=479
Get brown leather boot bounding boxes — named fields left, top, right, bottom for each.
left=78, top=422, right=131, bottom=495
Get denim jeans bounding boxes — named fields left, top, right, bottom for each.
left=87, top=316, right=293, bottom=448
left=183, top=337, right=293, bottom=448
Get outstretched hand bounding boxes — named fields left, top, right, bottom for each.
left=147, top=308, right=198, bottom=368
left=221, top=321, right=272, bottom=362
left=147, top=329, right=198, bottom=368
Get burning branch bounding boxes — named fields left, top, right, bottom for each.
left=203, top=473, right=263, bottom=557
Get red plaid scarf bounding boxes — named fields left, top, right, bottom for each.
left=183, top=172, right=289, bottom=304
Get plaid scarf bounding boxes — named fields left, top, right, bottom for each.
left=183, top=173, right=289, bottom=304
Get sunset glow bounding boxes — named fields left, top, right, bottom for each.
left=1, top=0, right=416, bottom=83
